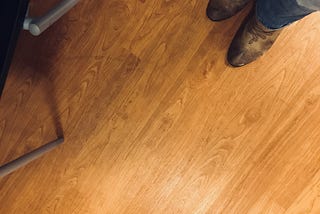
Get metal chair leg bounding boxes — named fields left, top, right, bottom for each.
left=0, top=138, right=64, bottom=178
left=23, top=0, right=81, bottom=36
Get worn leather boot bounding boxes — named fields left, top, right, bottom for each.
left=227, top=10, right=282, bottom=67
left=206, top=0, right=250, bottom=21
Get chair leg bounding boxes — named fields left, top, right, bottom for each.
left=0, top=138, right=64, bottom=178
left=23, top=0, right=81, bottom=36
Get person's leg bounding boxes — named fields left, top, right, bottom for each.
left=227, top=0, right=320, bottom=67
left=256, top=0, right=318, bottom=30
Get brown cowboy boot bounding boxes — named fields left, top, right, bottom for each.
left=207, top=0, right=251, bottom=21
left=227, top=10, right=282, bottom=67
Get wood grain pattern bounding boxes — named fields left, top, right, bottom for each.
left=1, top=0, right=320, bottom=213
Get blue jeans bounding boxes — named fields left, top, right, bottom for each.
left=257, top=0, right=320, bottom=29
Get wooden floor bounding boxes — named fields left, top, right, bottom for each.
left=1, top=0, right=320, bottom=213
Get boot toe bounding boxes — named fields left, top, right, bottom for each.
left=227, top=52, right=246, bottom=67
left=206, top=5, right=231, bottom=21
left=227, top=47, right=259, bottom=67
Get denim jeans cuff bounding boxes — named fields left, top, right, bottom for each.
left=256, top=0, right=314, bottom=30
